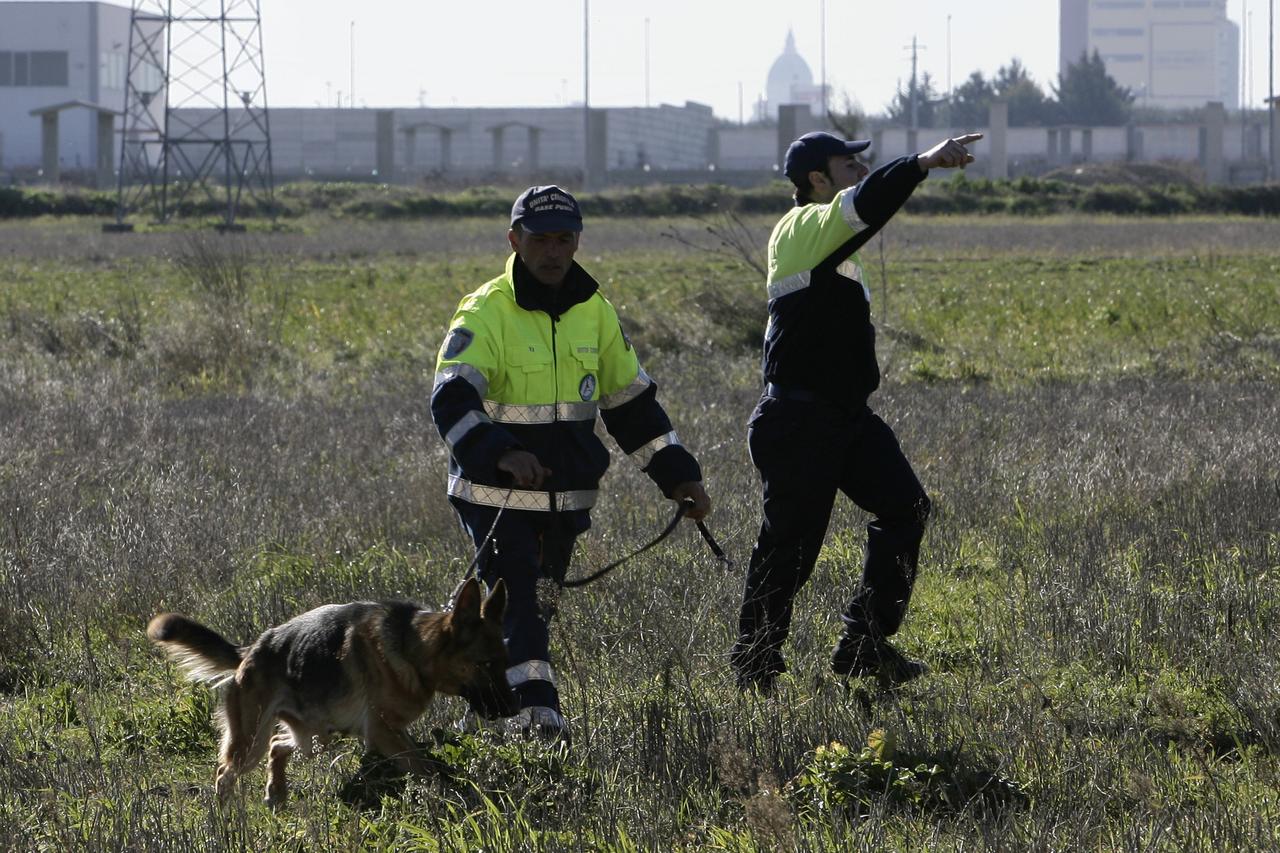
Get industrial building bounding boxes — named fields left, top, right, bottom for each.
left=0, top=1, right=148, bottom=178
left=1060, top=0, right=1240, bottom=110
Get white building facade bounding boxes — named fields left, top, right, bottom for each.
left=1060, top=0, right=1240, bottom=110
left=0, top=1, right=133, bottom=172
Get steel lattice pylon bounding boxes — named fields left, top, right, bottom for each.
left=111, top=0, right=275, bottom=229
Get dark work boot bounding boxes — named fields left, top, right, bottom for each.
left=730, top=643, right=787, bottom=695
left=832, top=635, right=928, bottom=684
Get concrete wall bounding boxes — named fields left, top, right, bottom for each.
left=165, top=107, right=1280, bottom=186
left=604, top=102, right=716, bottom=171
left=193, top=103, right=717, bottom=183
left=715, top=127, right=778, bottom=171
left=861, top=113, right=1265, bottom=183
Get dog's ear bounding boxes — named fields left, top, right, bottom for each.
left=481, top=578, right=507, bottom=624
left=449, top=577, right=483, bottom=628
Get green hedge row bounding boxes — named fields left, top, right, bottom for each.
left=4, top=177, right=1279, bottom=220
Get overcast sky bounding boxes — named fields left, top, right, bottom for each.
left=13, top=0, right=1279, bottom=116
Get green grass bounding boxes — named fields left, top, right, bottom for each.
left=1, top=214, right=1279, bottom=850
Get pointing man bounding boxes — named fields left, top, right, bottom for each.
left=731, top=131, right=982, bottom=692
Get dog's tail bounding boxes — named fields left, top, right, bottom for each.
left=147, top=613, right=243, bottom=684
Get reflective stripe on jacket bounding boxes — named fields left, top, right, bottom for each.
left=432, top=252, right=701, bottom=509
left=762, top=154, right=927, bottom=407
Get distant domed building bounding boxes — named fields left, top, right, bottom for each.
left=759, top=30, right=827, bottom=120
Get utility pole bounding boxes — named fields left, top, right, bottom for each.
left=1242, top=1, right=1248, bottom=157
left=907, top=35, right=921, bottom=129
left=583, top=0, right=591, bottom=189
left=946, top=14, right=952, bottom=101
left=644, top=16, right=650, bottom=108
left=1270, top=0, right=1275, bottom=179
left=820, top=0, right=827, bottom=117
left=349, top=21, right=355, bottom=108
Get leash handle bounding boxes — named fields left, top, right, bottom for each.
left=561, top=500, right=733, bottom=589
left=695, top=518, right=733, bottom=569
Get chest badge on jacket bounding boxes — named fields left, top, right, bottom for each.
left=579, top=374, right=597, bottom=401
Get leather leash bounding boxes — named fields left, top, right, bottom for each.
left=456, top=495, right=732, bottom=598
left=562, top=500, right=732, bottom=589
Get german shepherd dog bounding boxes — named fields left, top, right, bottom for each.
left=147, top=577, right=517, bottom=807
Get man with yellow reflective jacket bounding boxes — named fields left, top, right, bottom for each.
left=432, top=185, right=711, bottom=739
left=731, top=131, right=982, bottom=692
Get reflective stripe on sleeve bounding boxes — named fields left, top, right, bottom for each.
left=483, top=400, right=598, bottom=424
left=630, top=430, right=681, bottom=469
left=507, top=660, right=556, bottom=687
left=835, top=259, right=869, bottom=302
left=445, top=409, right=492, bottom=449
left=767, top=262, right=865, bottom=302
left=840, top=187, right=868, bottom=230
left=447, top=475, right=598, bottom=512
left=599, top=367, right=653, bottom=410
left=434, top=363, right=489, bottom=398
left=767, top=270, right=811, bottom=301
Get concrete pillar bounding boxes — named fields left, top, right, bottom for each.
left=96, top=111, right=115, bottom=188
left=1061, top=127, right=1073, bottom=161
left=1201, top=101, right=1225, bottom=184
left=528, top=127, right=541, bottom=171
left=375, top=110, right=395, bottom=180
left=777, top=104, right=805, bottom=171
left=491, top=125, right=505, bottom=171
left=1269, top=114, right=1278, bottom=180
left=402, top=128, right=417, bottom=168
left=440, top=128, right=453, bottom=171
left=585, top=109, right=607, bottom=187
left=1126, top=124, right=1143, bottom=161
left=988, top=100, right=1008, bottom=179
left=41, top=113, right=60, bottom=183
left=1246, top=123, right=1262, bottom=159
left=1046, top=128, right=1059, bottom=165
left=1081, top=128, right=1093, bottom=161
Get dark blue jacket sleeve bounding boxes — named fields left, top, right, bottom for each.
left=600, top=380, right=702, bottom=498
left=850, top=154, right=927, bottom=230
left=430, top=374, right=521, bottom=484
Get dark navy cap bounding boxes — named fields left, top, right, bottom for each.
left=783, top=132, right=872, bottom=183
left=510, top=185, right=583, bottom=233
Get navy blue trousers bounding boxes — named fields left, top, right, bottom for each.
left=453, top=501, right=589, bottom=713
left=732, top=395, right=931, bottom=677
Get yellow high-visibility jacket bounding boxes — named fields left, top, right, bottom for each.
left=432, top=252, right=700, bottom=512
left=763, top=154, right=927, bottom=406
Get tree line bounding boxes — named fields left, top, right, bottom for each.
left=887, top=50, right=1137, bottom=128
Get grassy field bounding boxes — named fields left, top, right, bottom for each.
left=1, top=212, right=1279, bottom=850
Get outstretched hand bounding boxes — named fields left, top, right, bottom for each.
left=918, top=132, right=983, bottom=171
left=671, top=481, right=711, bottom=521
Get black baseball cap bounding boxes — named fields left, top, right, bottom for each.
left=783, top=132, right=872, bottom=184
left=510, top=185, right=583, bottom=233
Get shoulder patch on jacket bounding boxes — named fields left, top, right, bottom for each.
left=442, top=327, right=474, bottom=360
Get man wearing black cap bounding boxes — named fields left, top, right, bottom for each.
left=432, top=185, right=711, bottom=738
left=730, top=131, right=981, bottom=692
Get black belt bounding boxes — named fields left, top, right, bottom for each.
left=764, top=382, right=820, bottom=403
